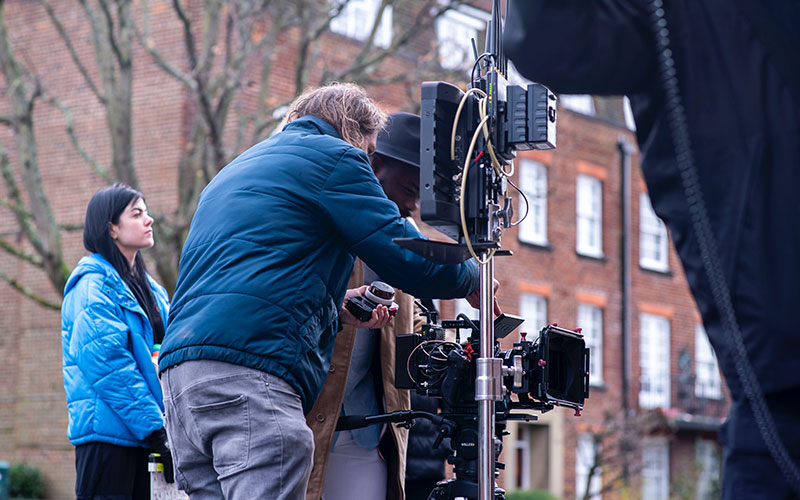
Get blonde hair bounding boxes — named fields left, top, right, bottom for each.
left=285, top=83, right=387, bottom=151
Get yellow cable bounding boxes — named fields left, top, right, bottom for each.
left=460, top=114, right=496, bottom=265
left=451, top=88, right=487, bottom=161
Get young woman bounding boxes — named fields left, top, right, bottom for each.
left=61, top=184, right=171, bottom=499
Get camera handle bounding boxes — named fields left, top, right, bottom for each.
left=335, top=410, right=455, bottom=432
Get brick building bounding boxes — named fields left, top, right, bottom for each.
left=0, top=1, right=727, bottom=498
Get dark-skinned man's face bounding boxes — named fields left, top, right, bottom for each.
left=372, top=155, right=420, bottom=218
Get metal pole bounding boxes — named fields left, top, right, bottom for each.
left=476, top=253, right=498, bottom=500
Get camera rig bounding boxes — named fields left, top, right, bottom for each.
left=383, top=2, right=582, bottom=499
left=338, top=303, right=589, bottom=500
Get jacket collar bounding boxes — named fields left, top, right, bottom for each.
left=282, top=115, right=342, bottom=140
left=65, top=254, right=162, bottom=316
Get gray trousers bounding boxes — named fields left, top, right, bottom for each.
left=160, top=360, right=314, bottom=500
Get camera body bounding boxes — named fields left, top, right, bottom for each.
left=345, top=281, right=399, bottom=323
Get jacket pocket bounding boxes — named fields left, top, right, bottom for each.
left=298, top=296, right=337, bottom=351
left=189, top=394, right=250, bottom=474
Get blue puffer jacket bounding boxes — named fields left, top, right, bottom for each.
left=160, top=115, right=479, bottom=413
left=61, top=253, right=170, bottom=447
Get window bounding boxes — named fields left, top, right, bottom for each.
left=695, top=324, right=722, bottom=399
left=576, top=433, right=603, bottom=500
left=578, top=304, right=603, bottom=386
left=623, top=96, right=636, bottom=131
left=435, top=7, right=487, bottom=70
left=560, top=95, right=595, bottom=116
left=519, top=293, right=547, bottom=337
left=696, top=439, right=721, bottom=500
left=330, top=0, right=393, bottom=49
left=511, top=424, right=550, bottom=492
left=518, top=159, right=548, bottom=245
left=514, top=425, right=532, bottom=490
left=639, top=193, right=669, bottom=272
left=576, top=175, right=603, bottom=257
left=642, top=438, right=670, bottom=500
left=639, top=313, right=671, bottom=409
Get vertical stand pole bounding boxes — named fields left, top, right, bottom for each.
left=476, top=252, right=499, bottom=500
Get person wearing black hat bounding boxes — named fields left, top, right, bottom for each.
left=305, top=112, right=424, bottom=500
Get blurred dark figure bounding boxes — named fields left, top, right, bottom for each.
left=504, top=1, right=800, bottom=499
left=405, top=393, right=450, bottom=500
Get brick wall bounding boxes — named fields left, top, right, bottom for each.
left=0, top=1, right=725, bottom=498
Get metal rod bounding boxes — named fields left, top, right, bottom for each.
left=477, top=253, right=495, bottom=500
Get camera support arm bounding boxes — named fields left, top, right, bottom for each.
left=335, top=410, right=457, bottom=433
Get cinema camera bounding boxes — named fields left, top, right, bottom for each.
left=337, top=2, right=589, bottom=499
left=395, top=308, right=589, bottom=416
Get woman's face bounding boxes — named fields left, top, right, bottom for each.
left=109, top=197, right=154, bottom=256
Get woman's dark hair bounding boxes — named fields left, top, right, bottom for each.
left=83, top=183, right=150, bottom=287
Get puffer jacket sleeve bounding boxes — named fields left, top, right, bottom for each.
left=318, top=148, right=478, bottom=299
left=68, top=279, right=164, bottom=440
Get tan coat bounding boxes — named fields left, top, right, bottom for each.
left=306, top=260, right=422, bottom=500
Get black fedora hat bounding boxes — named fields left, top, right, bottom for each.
left=375, top=112, right=420, bottom=169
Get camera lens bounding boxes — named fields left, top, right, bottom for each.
left=366, top=281, right=395, bottom=304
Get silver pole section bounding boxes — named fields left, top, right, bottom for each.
left=476, top=253, right=498, bottom=500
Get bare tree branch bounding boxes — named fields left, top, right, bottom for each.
left=0, top=269, right=60, bottom=310
left=0, top=237, right=44, bottom=268
left=0, top=145, right=44, bottom=255
left=0, top=4, right=69, bottom=297
left=173, top=0, right=199, bottom=69
left=135, top=0, right=196, bottom=88
left=44, top=95, right=113, bottom=183
left=38, top=0, right=105, bottom=103
left=334, top=0, right=471, bottom=82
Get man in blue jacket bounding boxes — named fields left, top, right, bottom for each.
left=503, top=1, right=800, bottom=498
left=158, top=83, right=481, bottom=499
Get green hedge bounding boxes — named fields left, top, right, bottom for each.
left=9, top=463, right=45, bottom=499
left=504, top=489, right=560, bottom=500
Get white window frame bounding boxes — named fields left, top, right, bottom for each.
left=639, top=313, right=671, bottom=409
left=330, top=0, right=393, bottom=49
left=642, top=437, right=670, bottom=500
left=695, top=324, right=722, bottom=400
left=639, top=193, right=669, bottom=272
left=435, top=6, right=487, bottom=71
left=519, top=293, right=547, bottom=338
left=576, top=433, right=603, bottom=500
left=513, top=424, right=532, bottom=490
left=695, top=439, right=720, bottom=500
left=576, top=174, right=603, bottom=258
left=623, top=96, right=637, bottom=131
left=518, top=159, right=548, bottom=246
left=560, top=95, right=595, bottom=116
left=578, top=304, right=603, bottom=386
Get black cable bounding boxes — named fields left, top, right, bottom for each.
left=506, top=176, right=530, bottom=227
left=647, top=0, right=800, bottom=493
left=471, top=52, right=495, bottom=85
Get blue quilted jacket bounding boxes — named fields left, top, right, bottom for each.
left=160, top=115, right=479, bottom=413
left=61, top=253, right=169, bottom=447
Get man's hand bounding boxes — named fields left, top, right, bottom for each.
left=341, top=285, right=393, bottom=328
left=466, top=279, right=502, bottom=316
